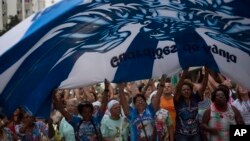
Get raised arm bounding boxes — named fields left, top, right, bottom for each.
left=141, top=79, right=154, bottom=95
left=197, top=67, right=209, bottom=98
left=207, top=69, right=223, bottom=89
left=174, top=69, right=189, bottom=103
left=108, top=82, right=115, bottom=99
left=74, top=88, right=81, bottom=100
left=118, top=83, right=130, bottom=117
left=100, top=79, right=109, bottom=115
left=63, top=89, right=70, bottom=100
left=152, top=75, right=166, bottom=111
left=52, top=90, right=72, bottom=122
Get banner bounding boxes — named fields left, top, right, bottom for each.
left=0, top=0, right=250, bottom=118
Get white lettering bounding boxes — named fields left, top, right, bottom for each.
left=234, top=129, right=247, bottom=136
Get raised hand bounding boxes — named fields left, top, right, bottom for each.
left=104, top=78, right=110, bottom=91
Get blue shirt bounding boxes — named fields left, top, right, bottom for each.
left=128, top=104, right=157, bottom=141
left=16, top=121, right=48, bottom=141
left=69, top=111, right=102, bottom=141
left=174, top=92, right=202, bottom=135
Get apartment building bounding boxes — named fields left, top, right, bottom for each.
left=0, top=0, right=7, bottom=31
left=33, top=0, right=46, bottom=13
left=0, top=0, right=60, bottom=32
left=45, top=0, right=56, bottom=7
left=1, top=0, right=46, bottom=30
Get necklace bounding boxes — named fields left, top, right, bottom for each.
left=219, top=113, right=224, bottom=118
left=214, top=104, right=227, bottom=119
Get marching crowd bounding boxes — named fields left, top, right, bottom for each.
left=0, top=67, right=249, bottom=141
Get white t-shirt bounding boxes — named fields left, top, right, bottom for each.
left=232, top=99, right=250, bottom=124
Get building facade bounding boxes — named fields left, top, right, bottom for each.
left=33, top=0, right=46, bottom=13
left=0, top=0, right=7, bottom=31
left=0, top=0, right=60, bottom=33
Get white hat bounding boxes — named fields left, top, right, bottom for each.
left=107, top=100, right=119, bottom=112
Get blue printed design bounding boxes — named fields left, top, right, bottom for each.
left=175, top=93, right=202, bottom=135
left=129, top=105, right=156, bottom=141
left=0, top=0, right=250, bottom=118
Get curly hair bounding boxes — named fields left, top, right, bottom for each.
left=133, top=94, right=147, bottom=105
left=77, top=101, right=94, bottom=114
left=211, top=87, right=230, bottom=102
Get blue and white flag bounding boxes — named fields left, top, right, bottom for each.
left=1, top=0, right=250, bottom=118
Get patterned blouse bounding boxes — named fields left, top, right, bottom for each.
left=208, top=103, right=236, bottom=141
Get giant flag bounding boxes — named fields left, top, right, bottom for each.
left=1, top=0, right=250, bottom=118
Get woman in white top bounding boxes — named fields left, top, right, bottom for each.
left=101, top=100, right=129, bottom=141
left=232, top=85, right=250, bottom=124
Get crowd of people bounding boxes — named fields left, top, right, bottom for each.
left=0, top=67, right=249, bottom=141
